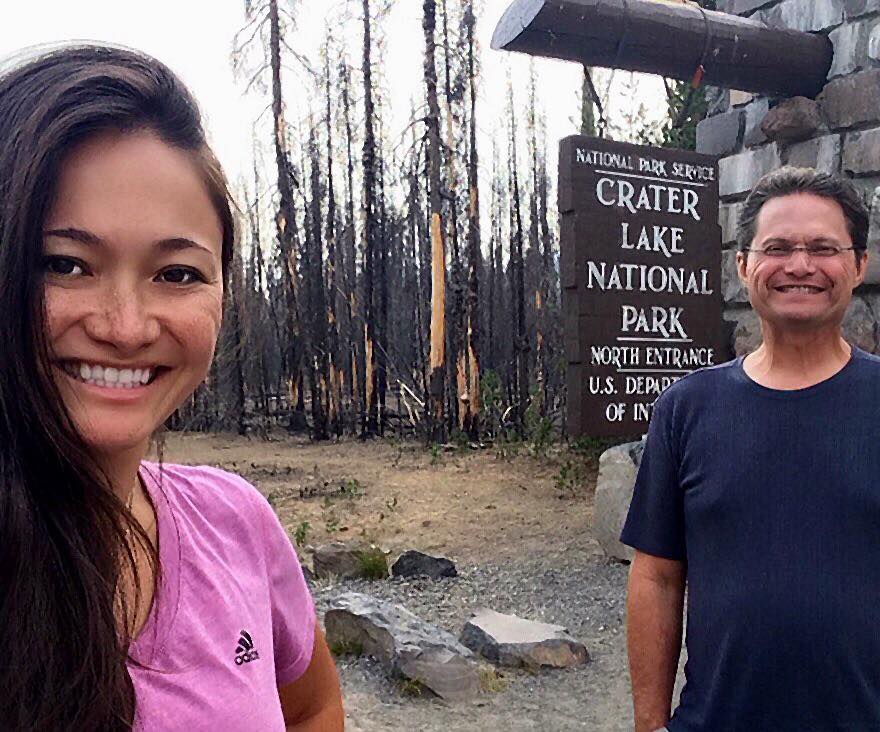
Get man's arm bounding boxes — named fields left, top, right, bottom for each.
left=627, top=550, right=686, bottom=732
left=278, top=627, right=344, bottom=731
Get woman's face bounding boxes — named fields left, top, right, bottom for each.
left=42, top=129, right=224, bottom=457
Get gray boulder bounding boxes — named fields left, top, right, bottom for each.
left=593, top=441, right=643, bottom=562
left=392, top=550, right=458, bottom=579
left=313, top=541, right=389, bottom=580
left=460, top=609, right=589, bottom=670
left=324, top=591, right=482, bottom=701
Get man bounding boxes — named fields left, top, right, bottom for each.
left=621, top=166, right=878, bottom=732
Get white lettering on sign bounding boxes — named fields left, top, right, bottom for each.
left=586, top=261, right=713, bottom=296
left=596, top=178, right=701, bottom=221
left=621, top=306, right=688, bottom=339
left=620, top=222, right=685, bottom=258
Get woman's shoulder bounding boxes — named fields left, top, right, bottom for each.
left=140, top=461, right=274, bottom=531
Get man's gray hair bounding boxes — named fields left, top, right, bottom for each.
left=736, top=166, right=870, bottom=257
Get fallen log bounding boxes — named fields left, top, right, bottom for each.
left=491, top=0, right=833, bottom=98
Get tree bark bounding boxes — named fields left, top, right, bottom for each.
left=424, top=0, right=447, bottom=443
left=491, top=0, right=832, bottom=98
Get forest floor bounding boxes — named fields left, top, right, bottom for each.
left=159, top=431, right=654, bottom=731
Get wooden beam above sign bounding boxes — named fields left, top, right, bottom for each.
left=491, top=0, right=833, bottom=98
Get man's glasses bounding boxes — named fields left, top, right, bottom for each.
left=742, top=243, right=858, bottom=258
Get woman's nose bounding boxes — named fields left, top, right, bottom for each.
left=82, top=283, right=160, bottom=352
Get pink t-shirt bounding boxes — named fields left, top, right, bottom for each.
left=128, top=462, right=316, bottom=730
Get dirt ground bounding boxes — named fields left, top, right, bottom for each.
left=157, top=431, right=654, bottom=731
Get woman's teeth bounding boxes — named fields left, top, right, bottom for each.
left=62, top=362, right=154, bottom=389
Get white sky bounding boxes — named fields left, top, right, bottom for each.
left=1, top=0, right=664, bottom=198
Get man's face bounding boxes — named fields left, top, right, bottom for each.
left=736, top=193, right=867, bottom=333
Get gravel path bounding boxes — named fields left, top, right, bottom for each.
left=312, top=550, right=634, bottom=732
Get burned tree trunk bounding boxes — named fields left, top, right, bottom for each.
left=423, top=0, right=447, bottom=443
left=268, top=0, right=306, bottom=432
left=361, top=0, right=380, bottom=437
left=462, top=0, right=481, bottom=440
left=324, top=44, right=343, bottom=438
left=508, top=83, right=528, bottom=435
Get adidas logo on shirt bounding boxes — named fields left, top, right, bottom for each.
left=234, top=630, right=260, bottom=666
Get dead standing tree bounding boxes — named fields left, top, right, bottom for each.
left=461, top=0, right=481, bottom=439
left=235, top=0, right=309, bottom=431
left=423, top=0, right=448, bottom=443
left=361, top=0, right=381, bottom=437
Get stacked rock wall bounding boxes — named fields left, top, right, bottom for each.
left=697, top=0, right=880, bottom=354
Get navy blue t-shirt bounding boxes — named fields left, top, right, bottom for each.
left=621, top=348, right=880, bottom=731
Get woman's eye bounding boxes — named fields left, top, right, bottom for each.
left=44, top=256, right=85, bottom=276
left=158, top=267, right=205, bottom=285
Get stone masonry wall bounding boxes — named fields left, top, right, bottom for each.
left=697, top=0, right=880, bottom=355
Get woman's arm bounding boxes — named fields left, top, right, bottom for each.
left=278, top=627, right=344, bottom=731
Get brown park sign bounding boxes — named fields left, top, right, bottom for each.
left=559, top=136, right=726, bottom=438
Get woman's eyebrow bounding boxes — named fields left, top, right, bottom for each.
left=43, top=228, right=212, bottom=255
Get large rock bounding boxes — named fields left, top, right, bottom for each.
left=819, top=70, right=880, bottom=130
left=392, top=550, right=458, bottom=579
left=720, top=202, right=746, bottom=247
left=828, top=18, right=874, bottom=77
left=313, top=541, right=389, bottom=580
left=785, top=134, right=842, bottom=172
left=760, top=97, right=823, bottom=144
left=843, top=128, right=880, bottom=177
left=460, top=609, right=589, bottom=670
left=722, top=250, right=749, bottom=304
left=843, top=296, right=878, bottom=352
left=725, top=308, right=763, bottom=355
left=759, top=0, right=844, bottom=33
left=593, top=441, right=644, bottom=562
left=324, top=592, right=482, bottom=701
left=743, top=98, right=771, bottom=148
left=864, top=186, right=880, bottom=285
left=696, top=108, right=743, bottom=156
left=719, top=144, right=782, bottom=200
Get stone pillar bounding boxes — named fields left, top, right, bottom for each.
left=700, top=0, right=880, bottom=355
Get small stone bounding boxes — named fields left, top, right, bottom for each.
left=864, top=187, right=880, bottom=285
left=324, top=591, right=482, bottom=701
left=460, top=609, right=589, bottom=669
left=730, top=90, right=755, bottom=107
left=313, top=541, right=389, bottom=580
left=593, top=442, right=643, bottom=562
left=392, top=550, right=458, bottom=580
left=760, top=97, right=823, bottom=144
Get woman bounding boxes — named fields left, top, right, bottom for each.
left=0, top=45, right=344, bottom=730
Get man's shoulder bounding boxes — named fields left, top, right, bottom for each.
left=660, top=358, right=741, bottom=401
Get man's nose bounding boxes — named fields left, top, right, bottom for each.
left=82, top=283, right=160, bottom=352
left=784, top=249, right=816, bottom=275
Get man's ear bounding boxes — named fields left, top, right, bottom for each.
left=736, top=250, right=749, bottom=286
left=855, top=249, right=868, bottom=286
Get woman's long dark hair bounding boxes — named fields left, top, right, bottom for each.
left=0, top=45, right=234, bottom=730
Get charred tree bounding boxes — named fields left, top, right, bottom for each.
left=361, top=0, right=380, bottom=437
left=423, top=0, right=447, bottom=443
